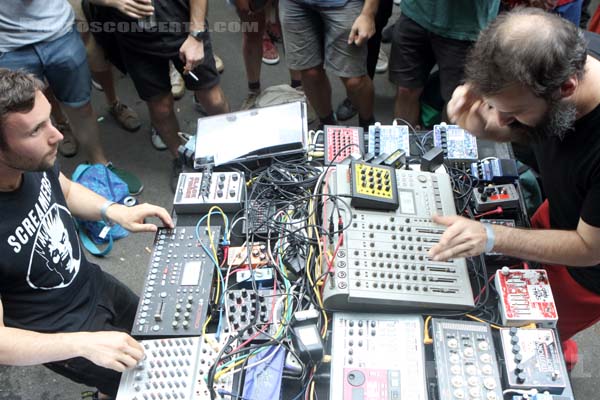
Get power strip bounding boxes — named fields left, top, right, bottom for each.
left=495, top=268, right=558, bottom=327
left=174, top=171, right=245, bottom=213
left=473, top=184, right=520, bottom=212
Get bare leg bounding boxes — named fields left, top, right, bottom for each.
left=340, top=75, right=374, bottom=121
left=394, top=86, right=423, bottom=127
left=146, top=93, right=181, bottom=158
left=193, top=85, right=230, bottom=116
left=240, top=9, right=267, bottom=84
left=62, top=102, right=108, bottom=164
left=300, top=66, right=333, bottom=118
left=91, top=68, right=118, bottom=106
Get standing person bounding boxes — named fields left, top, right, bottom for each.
left=87, top=0, right=230, bottom=190
left=429, top=8, right=600, bottom=370
left=279, top=0, right=378, bottom=130
left=0, top=68, right=174, bottom=400
left=0, top=0, right=143, bottom=195
left=389, top=0, right=500, bottom=127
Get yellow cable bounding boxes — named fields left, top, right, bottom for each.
left=424, top=316, right=433, bottom=345
left=465, top=314, right=503, bottom=330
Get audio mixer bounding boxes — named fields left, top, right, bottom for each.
left=322, top=165, right=474, bottom=311
left=432, top=318, right=503, bottom=400
left=330, top=313, right=428, bottom=400
left=116, top=335, right=238, bottom=400
left=367, top=122, right=410, bottom=156
left=132, top=226, right=221, bottom=338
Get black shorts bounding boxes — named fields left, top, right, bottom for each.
left=388, top=13, right=473, bottom=102
left=117, top=33, right=220, bottom=101
left=44, top=271, right=139, bottom=397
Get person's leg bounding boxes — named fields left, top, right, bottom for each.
left=45, top=87, right=79, bottom=157
left=388, top=14, right=435, bottom=126
left=430, top=34, right=473, bottom=123
left=366, top=0, right=394, bottom=80
left=280, top=0, right=328, bottom=121
left=319, top=0, right=372, bottom=128
left=236, top=2, right=267, bottom=108
left=146, top=93, right=181, bottom=158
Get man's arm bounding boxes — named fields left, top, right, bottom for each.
left=59, top=173, right=174, bottom=232
left=0, top=300, right=143, bottom=371
left=88, top=0, right=154, bottom=19
left=429, top=215, right=600, bottom=267
left=348, top=0, right=378, bottom=46
left=179, top=0, right=208, bottom=73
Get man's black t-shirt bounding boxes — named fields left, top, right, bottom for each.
left=105, top=0, right=191, bottom=57
left=0, top=164, right=102, bottom=332
left=531, top=102, right=600, bottom=294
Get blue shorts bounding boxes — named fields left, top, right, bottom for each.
left=0, top=27, right=91, bottom=108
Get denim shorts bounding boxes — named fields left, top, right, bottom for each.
left=279, top=0, right=368, bottom=78
left=0, top=26, right=91, bottom=108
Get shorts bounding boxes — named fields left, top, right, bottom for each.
left=0, top=27, right=91, bottom=107
left=389, top=13, right=473, bottom=102
left=44, top=271, right=139, bottom=397
left=68, top=0, right=111, bottom=72
left=116, top=33, right=220, bottom=101
left=279, top=0, right=367, bottom=78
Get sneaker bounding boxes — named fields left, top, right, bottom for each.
left=262, top=34, right=280, bottom=65
left=376, top=49, right=389, bottom=73
left=109, top=101, right=141, bottom=132
left=240, top=91, right=260, bottom=110
left=266, top=21, right=283, bottom=42
left=393, top=0, right=401, bottom=5
left=336, top=98, right=357, bottom=121
left=214, top=54, right=225, bottom=74
left=192, top=94, right=207, bottom=115
left=107, top=162, right=144, bottom=195
left=150, top=126, right=168, bottom=151
left=169, top=61, right=186, bottom=100
left=171, top=158, right=183, bottom=193
left=91, top=79, right=103, bottom=91
left=55, top=121, right=79, bottom=157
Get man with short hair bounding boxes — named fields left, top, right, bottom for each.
left=0, top=68, right=174, bottom=400
left=428, top=8, right=600, bottom=370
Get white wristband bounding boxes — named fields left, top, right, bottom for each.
left=483, top=223, right=495, bottom=253
left=100, top=200, right=116, bottom=226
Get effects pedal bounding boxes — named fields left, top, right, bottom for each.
left=224, top=288, right=282, bottom=341
left=500, top=327, right=568, bottom=393
left=470, top=158, right=519, bottom=184
left=433, top=123, right=478, bottom=160
left=473, top=184, right=520, bottom=212
left=349, top=161, right=399, bottom=211
left=330, top=313, right=428, bottom=400
left=173, top=171, right=244, bottom=213
left=323, top=165, right=474, bottom=311
left=432, top=318, right=504, bottom=400
left=367, top=122, right=411, bottom=156
left=227, top=243, right=270, bottom=268
left=495, top=268, right=558, bottom=327
left=132, top=226, right=220, bottom=338
left=324, top=125, right=364, bottom=164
